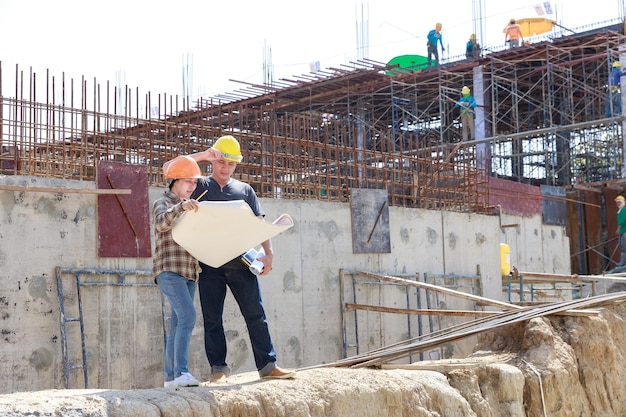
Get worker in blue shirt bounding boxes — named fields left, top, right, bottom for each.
left=455, top=86, right=477, bottom=141
left=606, top=61, right=626, bottom=117
left=465, top=34, right=481, bottom=59
left=427, top=23, right=445, bottom=67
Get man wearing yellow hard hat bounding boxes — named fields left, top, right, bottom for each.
left=614, top=195, right=626, bottom=270
left=170, top=135, right=296, bottom=383
left=606, top=61, right=626, bottom=117
left=454, top=86, right=477, bottom=141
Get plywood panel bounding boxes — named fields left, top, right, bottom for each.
left=566, top=191, right=584, bottom=275
left=583, top=191, right=603, bottom=274
left=541, top=185, right=567, bottom=226
left=97, top=161, right=151, bottom=258
left=350, top=188, right=391, bottom=253
left=605, top=189, right=621, bottom=271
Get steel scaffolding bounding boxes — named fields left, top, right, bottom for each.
left=0, top=20, right=625, bottom=213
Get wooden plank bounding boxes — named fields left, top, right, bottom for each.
left=358, top=271, right=523, bottom=310
left=358, top=272, right=598, bottom=316
left=579, top=273, right=626, bottom=281
left=514, top=271, right=582, bottom=282
left=345, top=302, right=499, bottom=316
left=0, top=184, right=131, bottom=194
left=320, top=293, right=624, bottom=369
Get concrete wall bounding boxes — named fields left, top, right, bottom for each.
left=0, top=175, right=571, bottom=394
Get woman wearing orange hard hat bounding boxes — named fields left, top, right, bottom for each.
left=153, top=155, right=203, bottom=388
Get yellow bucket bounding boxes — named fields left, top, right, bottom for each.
left=500, top=243, right=511, bottom=276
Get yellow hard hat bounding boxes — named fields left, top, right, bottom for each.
left=212, top=135, right=243, bottom=162
left=613, top=61, right=622, bottom=68
left=470, top=34, right=476, bottom=41
left=164, top=155, right=202, bottom=179
left=461, top=86, right=470, bottom=95
left=615, top=195, right=625, bottom=202
left=435, top=23, right=442, bottom=28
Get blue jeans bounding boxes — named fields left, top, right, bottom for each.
left=198, top=264, right=276, bottom=374
left=156, top=272, right=196, bottom=381
left=606, top=90, right=621, bottom=117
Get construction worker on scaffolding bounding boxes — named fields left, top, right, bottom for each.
left=426, top=23, right=445, bottom=67
left=504, top=19, right=524, bottom=48
left=455, top=86, right=477, bottom=141
left=606, top=61, right=626, bottom=118
left=611, top=195, right=626, bottom=273
left=465, top=34, right=481, bottom=59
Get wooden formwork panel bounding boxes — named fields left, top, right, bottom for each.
left=96, top=161, right=151, bottom=258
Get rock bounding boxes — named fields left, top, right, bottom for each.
left=0, top=301, right=625, bottom=416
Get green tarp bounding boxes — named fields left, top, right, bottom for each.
left=386, top=55, right=430, bottom=75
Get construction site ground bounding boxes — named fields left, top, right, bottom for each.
left=1, top=293, right=625, bottom=417
left=3, top=17, right=626, bottom=417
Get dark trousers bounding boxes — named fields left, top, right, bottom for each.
left=427, top=46, right=439, bottom=67
left=198, top=264, right=277, bottom=373
left=619, top=233, right=626, bottom=267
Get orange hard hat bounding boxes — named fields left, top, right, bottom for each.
left=164, top=155, right=202, bottom=179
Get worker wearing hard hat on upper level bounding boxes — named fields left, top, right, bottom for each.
left=465, top=34, right=481, bottom=59
left=454, top=86, right=477, bottom=141
left=153, top=154, right=204, bottom=389
left=426, top=23, right=445, bottom=67
left=610, top=61, right=625, bottom=87
left=613, top=195, right=626, bottom=270
left=169, top=134, right=296, bottom=383
left=606, top=61, right=626, bottom=117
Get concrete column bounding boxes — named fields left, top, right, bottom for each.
left=618, top=44, right=626, bottom=178
left=473, top=66, right=490, bottom=173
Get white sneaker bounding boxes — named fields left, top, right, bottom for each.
left=171, top=372, right=200, bottom=387
left=164, top=380, right=175, bottom=388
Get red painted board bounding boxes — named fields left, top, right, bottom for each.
left=97, top=161, right=151, bottom=258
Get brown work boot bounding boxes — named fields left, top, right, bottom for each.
left=260, top=366, right=296, bottom=379
left=209, top=372, right=227, bottom=384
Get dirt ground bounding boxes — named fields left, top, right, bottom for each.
left=1, top=298, right=625, bottom=417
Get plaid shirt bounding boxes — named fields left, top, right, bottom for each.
left=152, top=190, right=200, bottom=281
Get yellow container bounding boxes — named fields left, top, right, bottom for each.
left=500, top=243, right=511, bottom=276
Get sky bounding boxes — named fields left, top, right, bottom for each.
left=0, top=0, right=624, bottom=103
